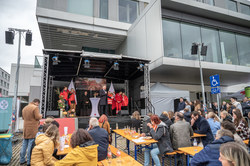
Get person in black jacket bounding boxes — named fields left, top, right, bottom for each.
left=220, top=111, right=233, bottom=123
left=141, top=115, right=173, bottom=166
left=191, top=111, right=214, bottom=147
left=88, top=118, right=109, bottom=161
left=131, top=111, right=141, bottom=132
left=183, top=108, right=191, bottom=123
left=242, top=97, right=250, bottom=116
left=177, top=97, right=186, bottom=112
left=81, top=91, right=90, bottom=116
left=99, top=85, right=108, bottom=115
left=159, top=111, right=172, bottom=129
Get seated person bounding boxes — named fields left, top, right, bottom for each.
left=31, top=124, right=59, bottom=166
left=88, top=118, right=109, bottom=161
left=141, top=115, right=173, bottom=166
left=207, top=112, right=221, bottom=137
left=159, top=111, right=172, bottom=129
left=183, top=108, right=191, bottom=123
left=131, top=111, right=142, bottom=132
left=191, top=111, right=214, bottom=147
left=220, top=111, right=233, bottom=123
left=191, top=129, right=234, bottom=166
left=55, top=129, right=98, bottom=166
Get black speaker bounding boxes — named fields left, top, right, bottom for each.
left=5, top=31, right=14, bottom=44
left=191, top=43, right=198, bottom=55
left=25, top=31, right=32, bottom=46
left=201, top=45, right=207, bottom=56
left=120, top=110, right=129, bottom=116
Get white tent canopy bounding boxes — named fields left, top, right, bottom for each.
left=141, top=82, right=190, bottom=115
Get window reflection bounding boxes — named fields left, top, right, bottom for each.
left=236, top=35, right=250, bottom=66
left=68, top=0, right=93, bottom=16
left=119, top=0, right=138, bottom=23
left=239, top=3, right=250, bottom=15
left=227, top=0, right=237, bottom=12
left=100, top=0, right=108, bottom=19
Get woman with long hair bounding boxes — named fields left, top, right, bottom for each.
left=168, top=111, right=175, bottom=123
left=194, top=100, right=201, bottom=111
left=233, top=109, right=249, bottom=140
left=159, top=111, right=172, bottom=128
left=219, top=142, right=250, bottom=166
left=98, top=114, right=110, bottom=134
left=131, top=111, right=141, bottom=132
left=207, top=112, right=221, bottom=137
left=31, top=124, right=60, bottom=165
left=55, top=129, right=98, bottom=166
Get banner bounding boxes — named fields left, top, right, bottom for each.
left=68, top=80, right=77, bottom=105
left=75, top=78, right=106, bottom=90
left=109, top=82, right=115, bottom=93
left=0, top=97, right=13, bottom=132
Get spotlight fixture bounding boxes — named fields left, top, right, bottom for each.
left=191, top=43, right=198, bottom=55
left=5, top=30, right=15, bottom=44
left=84, top=59, right=90, bottom=68
left=25, top=30, right=32, bottom=46
left=113, top=61, right=119, bottom=70
left=52, top=55, right=60, bottom=65
left=137, top=63, right=144, bottom=71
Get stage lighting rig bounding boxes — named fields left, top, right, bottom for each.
left=113, top=61, right=119, bottom=70
left=84, top=59, right=90, bottom=68
left=137, top=63, right=144, bottom=71
left=52, top=55, right=60, bottom=65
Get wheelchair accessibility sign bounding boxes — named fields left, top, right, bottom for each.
left=211, top=87, right=220, bottom=94
left=210, top=74, right=220, bottom=87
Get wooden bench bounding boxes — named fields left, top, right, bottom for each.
left=162, top=150, right=185, bottom=166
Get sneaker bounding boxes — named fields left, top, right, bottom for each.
left=20, top=161, right=26, bottom=165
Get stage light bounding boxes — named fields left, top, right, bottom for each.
left=84, top=59, right=90, bottom=68
left=191, top=43, right=198, bottom=55
left=113, top=62, right=119, bottom=70
left=201, top=43, right=207, bottom=56
left=25, top=30, right=32, bottom=46
left=137, top=63, right=144, bottom=71
left=5, top=30, right=14, bottom=44
left=52, top=55, right=60, bottom=65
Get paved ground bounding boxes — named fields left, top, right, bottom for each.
left=4, top=133, right=186, bottom=166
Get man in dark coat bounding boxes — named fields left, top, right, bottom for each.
left=191, top=129, right=234, bottom=166
left=177, top=97, right=185, bottom=112
left=241, top=97, right=250, bottom=116
left=88, top=118, right=109, bottom=161
left=99, top=85, right=107, bottom=115
left=81, top=91, right=90, bottom=116
left=191, top=111, right=214, bottom=147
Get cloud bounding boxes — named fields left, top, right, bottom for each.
left=0, top=0, right=44, bottom=73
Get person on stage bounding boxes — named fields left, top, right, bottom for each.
left=60, top=86, right=69, bottom=111
left=115, top=91, right=123, bottom=115
left=107, top=91, right=114, bottom=116
left=68, top=88, right=76, bottom=116
left=122, top=92, right=128, bottom=108
left=82, top=91, right=90, bottom=116
left=99, top=85, right=108, bottom=115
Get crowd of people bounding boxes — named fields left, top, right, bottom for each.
left=20, top=97, right=250, bottom=166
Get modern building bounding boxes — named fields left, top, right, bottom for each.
left=36, top=0, right=250, bottom=104
left=0, top=67, right=10, bottom=97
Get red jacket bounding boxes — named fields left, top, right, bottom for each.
left=115, top=94, right=123, bottom=102
left=108, top=94, right=114, bottom=105
left=122, top=95, right=128, bottom=106
left=60, top=90, right=69, bottom=101
left=68, top=92, right=75, bottom=105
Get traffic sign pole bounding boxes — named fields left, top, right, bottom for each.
left=198, top=45, right=206, bottom=108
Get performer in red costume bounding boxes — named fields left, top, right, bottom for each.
left=68, top=88, right=76, bottom=116
left=122, top=93, right=128, bottom=107
left=107, top=91, right=114, bottom=116
left=115, top=91, right=123, bottom=115
left=60, top=86, right=69, bottom=110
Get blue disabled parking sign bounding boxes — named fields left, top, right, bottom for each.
left=210, top=74, right=220, bottom=87
left=211, top=87, right=220, bottom=94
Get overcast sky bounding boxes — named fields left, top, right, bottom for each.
left=0, top=0, right=43, bottom=73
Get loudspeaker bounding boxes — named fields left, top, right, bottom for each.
left=120, top=110, right=129, bottom=116
left=201, top=45, right=207, bottom=56
left=25, top=32, right=32, bottom=46
left=191, top=43, right=198, bottom=55
left=5, top=31, right=14, bottom=44
left=46, top=110, right=60, bottom=118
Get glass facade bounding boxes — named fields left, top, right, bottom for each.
left=227, top=0, right=237, bottom=12
left=119, top=0, right=138, bottom=23
left=100, top=0, right=108, bottom=19
left=68, top=0, right=93, bottom=16
left=162, top=18, right=250, bottom=67
left=162, top=20, right=182, bottom=58
left=240, top=3, right=250, bottom=15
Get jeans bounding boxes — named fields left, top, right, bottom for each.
left=20, top=139, right=35, bottom=165
left=144, top=143, right=161, bottom=166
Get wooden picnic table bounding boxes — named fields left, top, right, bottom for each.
left=192, top=133, right=206, bottom=138
left=244, top=139, right=249, bottom=145
left=178, top=146, right=203, bottom=166
left=57, top=134, right=72, bottom=156
left=113, top=129, right=158, bottom=160
left=97, top=156, right=142, bottom=166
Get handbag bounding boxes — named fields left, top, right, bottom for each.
left=102, top=121, right=112, bottom=144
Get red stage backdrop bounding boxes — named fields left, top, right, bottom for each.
left=75, top=78, right=106, bottom=90
left=40, top=118, right=76, bottom=136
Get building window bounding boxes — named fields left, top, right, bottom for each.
left=67, top=0, right=93, bottom=17
left=100, top=0, right=108, bottom=19
left=7, top=83, right=9, bottom=89
left=162, top=19, right=182, bottom=58
left=0, top=80, right=2, bottom=86
left=239, top=3, right=250, bottom=15
left=181, top=23, right=201, bottom=61
left=8, top=76, right=10, bottom=81
left=236, top=34, right=250, bottom=66
left=1, top=72, right=3, bottom=77
left=4, top=82, right=6, bottom=88
left=227, top=0, right=237, bottom=12
left=119, top=0, right=138, bottom=23
left=219, top=31, right=239, bottom=65
left=201, top=27, right=222, bottom=63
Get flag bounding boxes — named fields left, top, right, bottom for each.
left=109, top=82, right=115, bottom=93
left=68, top=80, right=77, bottom=105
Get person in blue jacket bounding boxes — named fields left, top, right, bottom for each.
left=191, top=111, right=214, bottom=147
left=177, top=97, right=186, bottom=111
left=191, top=129, right=234, bottom=166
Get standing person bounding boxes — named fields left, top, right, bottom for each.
left=177, top=97, right=185, bottom=112
left=31, top=124, right=59, bottom=166
left=241, top=97, right=250, bottom=117
left=191, top=129, right=234, bottom=166
left=230, top=97, right=243, bottom=115
left=68, top=88, right=76, bottom=116
left=194, top=100, right=201, bottom=112
left=170, top=112, right=193, bottom=150
left=20, top=99, right=42, bottom=166
left=107, top=91, right=114, bottom=116
left=207, top=112, right=221, bottom=137
left=82, top=91, right=90, bottom=116
left=191, top=111, right=214, bottom=147
left=87, top=118, right=109, bottom=161
left=121, top=92, right=128, bottom=109
left=141, top=115, right=173, bottom=166
left=99, top=85, right=108, bottom=115
left=219, top=142, right=250, bottom=166
left=233, top=109, right=249, bottom=140
left=60, top=87, right=69, bottom=111
left=55, top=129, right=98, bottom=166
left=115, top=91, right=123, bottom=115
left=131, top=111, right=141, bottom=132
